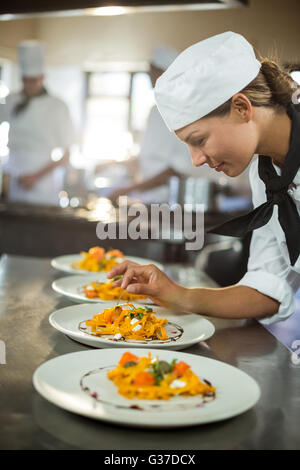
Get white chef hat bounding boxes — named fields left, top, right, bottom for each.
left=150, top=44, right=179, bottom=71
left=18, top=41, right=45, bottom=77
left=154, top=31, right=261, bottom=131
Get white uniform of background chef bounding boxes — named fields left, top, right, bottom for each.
left=110, top=45, right=217, bottom=204
left=0, top=41, right=76, bottom=206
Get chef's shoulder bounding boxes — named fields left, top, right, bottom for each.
left=0, top=91, right=22, bottom=118
left=46, top=94, right=72, bottom=117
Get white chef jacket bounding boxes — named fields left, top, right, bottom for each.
left=237, top=155, right=300, bottom=325
left=0, top=91, right=75, bottom=206
left=135, top=105, right=215, bottom=203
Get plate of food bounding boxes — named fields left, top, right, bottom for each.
left=52, top=274, right=152, bottom=304
left=49, top=302, right=215, bottom=350
left=33, top=348, right=261, bottom=428
left=51, top=246, right=163, bottom=275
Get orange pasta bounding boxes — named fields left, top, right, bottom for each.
left=85, top=304, right=168, bottom=341
left=108, top=352, right=216, bottom=400
left=83, top=279, right=146, bottom=302
left=72, top=246, right=125, bottom=272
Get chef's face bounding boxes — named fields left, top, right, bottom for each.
left=175, top=95, right=259, bottom=177
left=22, top=75, right=44, bottom=97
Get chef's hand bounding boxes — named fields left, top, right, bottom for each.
left=107, top=260, right=186, bottom=310
left=18, top=172, right=40, bottom=190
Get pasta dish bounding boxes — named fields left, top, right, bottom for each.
left=84, top=304, right=168, bottom=341
left=72, top=247, right=124, bottom=272
left=83, top=278, right=146, bottom=302
left=108, top=352, right=216, bottom=400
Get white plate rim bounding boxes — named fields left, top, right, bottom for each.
left=33, top=348, right=261, bottom=429
left=49, top=302, right=215, bottom=350
left=51, top=254, right=164, bottom=275
left=51, top=274, right=152, bottom=304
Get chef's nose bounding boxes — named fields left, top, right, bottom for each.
left=188, top=146, right=208, bottom=167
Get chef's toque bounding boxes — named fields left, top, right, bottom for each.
left=154, top=31, right=261, bottom=131
left=18, top=41, right=45, bottom=78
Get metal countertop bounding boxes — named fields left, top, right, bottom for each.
left=0, top=255, right=299, bottom=450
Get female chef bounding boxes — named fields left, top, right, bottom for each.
left=0, top=41, right=76, bottom=206
left=108, top=31, right=300, bottom=325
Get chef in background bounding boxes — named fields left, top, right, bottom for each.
left=0, top=41, right=76, bottom=206
left=110, top=45, right=218, bottom=204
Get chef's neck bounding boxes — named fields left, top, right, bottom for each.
left=255, top=107, right=292, bottom=168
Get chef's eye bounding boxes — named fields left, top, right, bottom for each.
left=193, top=138, right=205, bottom=146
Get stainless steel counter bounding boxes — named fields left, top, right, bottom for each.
left=0, top=254, right=299, bottom=450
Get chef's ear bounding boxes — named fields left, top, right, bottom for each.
left=231, top=93, right=253, bottom=122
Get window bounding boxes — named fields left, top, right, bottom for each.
left=291, top=70, right=300, bottom=85
left=82, top=70, right=154, bottom=166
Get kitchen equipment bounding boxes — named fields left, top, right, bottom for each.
left=168, top=176, right=218, bottom=212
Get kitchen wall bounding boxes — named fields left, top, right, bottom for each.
left=0, top=18, right=36, bottom=61
left=29, top=0, right=300, bottom=67
left=0, top=0, right=300, bottom=67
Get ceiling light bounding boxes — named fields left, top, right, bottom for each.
left=91, top=6, right=127, bottom=16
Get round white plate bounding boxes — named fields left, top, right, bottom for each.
left=51, top=254, right=163, bottom=275
left=33, top=348, right=261, bottom=428
left=49, top=302, right=215, bottom=350
left=52, top=274, right=152, bottom=304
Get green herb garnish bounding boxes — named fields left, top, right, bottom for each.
left=148, top=359, right=177, bottom=385
left=123, top=361, right=138, bottom=368
left=157, top=360, right=173, bottom=374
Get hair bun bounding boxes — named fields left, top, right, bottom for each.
left=260, top=59, right=295, bottom=106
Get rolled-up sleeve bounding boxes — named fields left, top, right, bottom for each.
left=237, top=157, right=300, bottom=325
left=237, top=240, right=297, bottom=325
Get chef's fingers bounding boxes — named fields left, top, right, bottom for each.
left=107, top=260, right=139, bottom=279
left=126, top=282, right=157, bottom=297
left=121, top=265, right=151, bottom=290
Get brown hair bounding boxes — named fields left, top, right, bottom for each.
left=207, top=57, right=300, bottom=118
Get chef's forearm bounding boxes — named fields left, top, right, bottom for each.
left=180, top=284, right=279, bottom=320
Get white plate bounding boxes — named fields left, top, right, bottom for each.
left=33, top=348, right=261, bottom=428
left=51, top=254, right=164, bottom=275
left=52, top=274, right=152, bottom=304
left=49, top=302, right=215, bottom=350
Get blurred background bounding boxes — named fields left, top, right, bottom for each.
left=0, top=0, right=300, bottom=285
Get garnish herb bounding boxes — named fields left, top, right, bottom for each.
left=148, top=360, right=175, bottom=385
left=123, top=361, right=138, bottom=368
left=144, top=306, right=153, bottom=312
